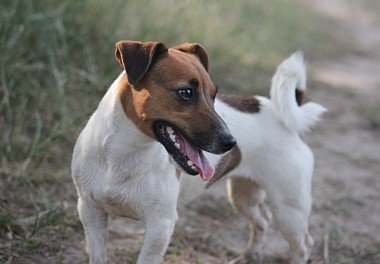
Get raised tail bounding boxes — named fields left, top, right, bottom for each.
left=270, top=52, right=326, bottom=134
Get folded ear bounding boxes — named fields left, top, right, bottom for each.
left=115, top=41, right=168, bottom=85
left=173, top=43, right=209, bottom=71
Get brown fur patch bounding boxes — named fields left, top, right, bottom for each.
left=206, top=146, right=242, bottom=188
left=219, top=94, right=260, bottom=113
left=295, top=89, right=304, bottom=106
left=117, top=74, right=156, bottom=138
left=228, top=177, right=262, bottom=209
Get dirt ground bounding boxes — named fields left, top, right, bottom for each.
left=2, top=0, right=380, bottom=263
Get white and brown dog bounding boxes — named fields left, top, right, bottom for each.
left=72, top=40, right=326, bottom=264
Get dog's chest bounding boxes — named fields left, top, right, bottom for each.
left=100, top=192, right=140, bottom=220
left=93, top=179, right=144, bottom=220
left=93, top=175, right=144, bottom=220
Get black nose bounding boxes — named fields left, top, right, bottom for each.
left=220, top=134, right=237, bottom=152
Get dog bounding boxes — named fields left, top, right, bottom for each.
left=71, top=40, right=326, bottom=264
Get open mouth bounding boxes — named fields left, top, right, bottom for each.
left=153, top=121, right=215, bottom=181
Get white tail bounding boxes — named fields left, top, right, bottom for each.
left=270, top=52, right=326, bottom=134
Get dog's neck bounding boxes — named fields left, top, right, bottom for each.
left=95, top=73, right=168, bottom=176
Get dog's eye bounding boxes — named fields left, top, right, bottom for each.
left=177, top=88, right=193, bottom=100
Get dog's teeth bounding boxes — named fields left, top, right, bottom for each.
left=175, top=143, right=180, bottom=149
left=191, top=165, right=196, bottom=170
left=166, top=126, right=174, bottom=134
left=169, top=134, right=176, bottom=142
left=187, top=160, right=194, bottom=166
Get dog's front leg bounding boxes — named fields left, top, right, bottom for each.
left=78, top=198, right=108, bottom=264
left=137, top=216, right=177, bottom=264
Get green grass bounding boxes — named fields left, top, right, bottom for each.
left=0, top=212, right=13, bottom=229
left=0, top=0, right=327, bottom=261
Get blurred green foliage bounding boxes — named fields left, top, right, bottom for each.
left=0, top=0, right=323, bottom=178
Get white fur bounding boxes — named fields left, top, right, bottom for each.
left=72, top=53, right=325, bottom=264
left=270, top=52, right=326, bottom=134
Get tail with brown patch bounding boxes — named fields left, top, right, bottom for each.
left=270, top=52, right=326, bottom=134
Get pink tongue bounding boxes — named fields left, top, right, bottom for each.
left=182, top=139, right=215, bottom=181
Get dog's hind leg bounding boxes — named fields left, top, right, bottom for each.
left=78, top=198, right=108, bottom=264
left=265, top=174, right=314, bottom=264
left=271, top=200, right=314, bottom=263
left=227, top=177, right=272, bottom=264
left=271, top=197, right=314, bottom=264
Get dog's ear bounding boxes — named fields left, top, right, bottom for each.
left=115, top=41, right=168, bottom=85
left=173, top=43, right=209, bottom=71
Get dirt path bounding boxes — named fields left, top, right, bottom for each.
left=175, top=1, right=380, bottom=263
left=58, top=1, right=380, bottom=263
left=308, top=0, right=380, bottom=97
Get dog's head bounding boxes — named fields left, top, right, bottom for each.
left=115, top=40, right=236, bottom=181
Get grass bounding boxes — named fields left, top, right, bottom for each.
left=0, top=0, right=324, bottom=177
left=0, top=0, right=327, bottom=262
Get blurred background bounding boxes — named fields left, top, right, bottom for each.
left=1, top=0, right=379, bottom=263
